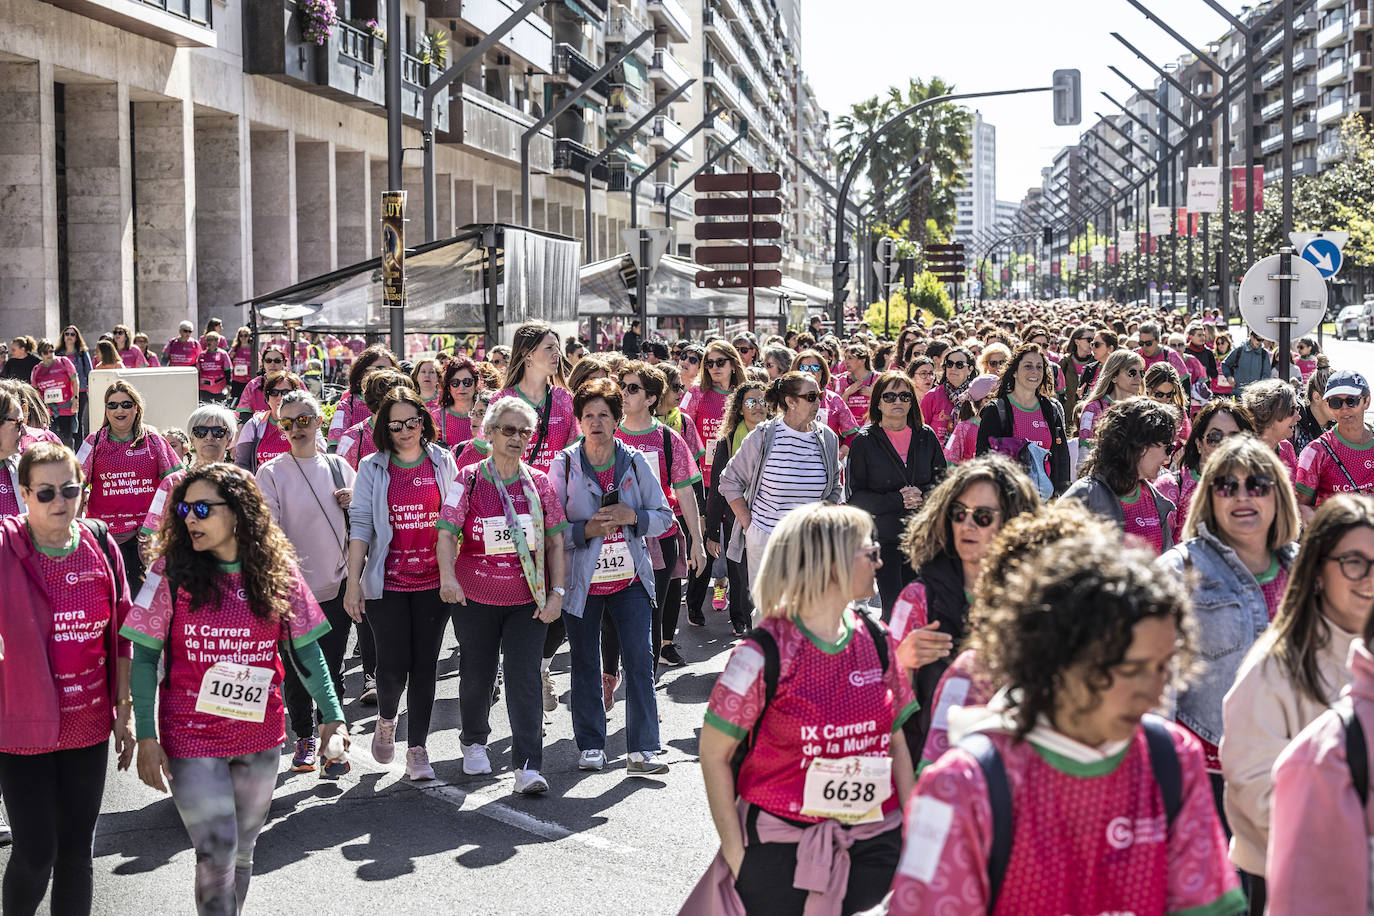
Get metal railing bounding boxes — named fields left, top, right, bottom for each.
left=337, top=21, right=375, bottom=64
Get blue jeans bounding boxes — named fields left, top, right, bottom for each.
left=565, top=581, right=659, bottom=754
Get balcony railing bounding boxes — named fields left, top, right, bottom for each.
left=1354, top=7, right=1373, bottom=30
left=461, top=0, right=554, bottom=72
left=1318, top=139, right=1344, bottom=162
left=701, top=10, right=745, bottom=68
left=139, top=0, right=211, bottom=24
left=655, top=183, right=694, bottom=218
left=553, top=43, right=611, bottom=98
left=1318, top=58, right=1346, bottom=85
left=606, top=86, right=652, bottom=124
left=1353, top=51, right=1371, bottom=71
left=553, top=138, right=609, bottom=180
left=1318, top=19, right=1346, bottom=47
left=1318, top=97, right=1347, bottom=123
left=647, top=0, right=692, bottom=43
left=447, top=84, right=550, bottom=170
left=650, top=48, right=692, bottom=97
left=1348, top=91, right=1371, bottom=112
left=651, top=114, right=688, bottom=149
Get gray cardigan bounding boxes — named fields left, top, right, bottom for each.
left=1062, top=473, right=1178, bottom=553
left=717, top=416, right=842, bottom=562
left=549, top=439, right=674, bottom=618
left=348, top=442, right=457, bottom=600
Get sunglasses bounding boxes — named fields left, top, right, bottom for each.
left=262, top=357, right=285, bottom=365
left=1150, top=388, right=1176, bottom=400
left=735, top=344, right=755, bottom=353
left=192, top=425, right=230, bottom=440
left=1120, top=368, right=1142, bottom=379
left=704, top=357, right=730, bottom=369
left=880, top=391, right=914, bottom=403
left=986, top=359, right=1007, bottom=370
left=742, top=397, right=763, bottom=408
left=386, top=416, right=425, bottom=433
left=950, top=502, right=1000, bottom=528
left=621, top=382, right=645, bottom=394
left=682, top=355, right=701, bottom=365
left=266, top=387, right=293, bottom=398
left=32, top=483, right=82, bottom=504
left=671, top=383, right=686, bottom=393
left=1203, top=429, right=1240, bottom=447
left=64, top=331, right=76, bottom=337
left=797, top=363, right=823, bottom=373
left=106, top=400, right=135, bottom=411
left=496, top=424, right=534, bottom=439
left=176, top=500, right=227, bottom=520
left=790, top=391, right=821, bottom=403
left=1326, top=553, right=1374, bottom=582
left=277, top=416, right=316, bottom=431
left=944, top=360, right=969, bottom=370
left=1091, top=340, right=1107, bottom=348
left=448, top=376, right=476, bottom=389
left=856, top=545, right=881, bottom=564
left=1327, top=395, right=1365, bottom=410
left=1211, top=473, right=1274, bottom=499
left=1139, top=338, right=1157, bottom=347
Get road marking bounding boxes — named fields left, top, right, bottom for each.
left=414, top=779, right=638, bottom=855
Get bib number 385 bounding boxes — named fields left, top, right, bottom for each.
left=800, top=755, right=893, bottom=824
left=195, top=661, right=273, bottom=722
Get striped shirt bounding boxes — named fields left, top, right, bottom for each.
left=750, top=424, right=828, bottom=532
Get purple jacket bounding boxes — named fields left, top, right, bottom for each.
left=0, top=515, right=132, bottom=752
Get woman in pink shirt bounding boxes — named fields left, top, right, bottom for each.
left=29, top=339, right=79, bottom=448
left=227, top=326, right=255, bottom=401
left=234, top=345, right=288, bottom=422
left=920, top=344, right=973, bottom=445
left=1241, top=379, right=1300, bottom=483
left=111, top=324, right=147, bottom=368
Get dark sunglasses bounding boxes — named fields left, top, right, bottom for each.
left=1139, top=338, right=1157, bottom=347
left=496, top=424, right=534, bottom=439
left=32, top=483, right=82, bottom=503
left=950, top=503, right=1000, bottom=528
left=1203, top=429, right=1239, bottom=447
left=266, top=387, right=293, bottom=397
left=797, top=363, right=823, bottom=373
left=1150, top=388, right=1176, bottom=400
left=742, top=397, right=763, bottom=408
left=1327, top=395, right=1365, bottom=410
left=192, top=425, right=230, bottom=440
left=1091, top=340, right=1108, bottom=348
left=704, top=357, right=730, bottom=369
left=1211, top=473, right=1274, bottom=499
left=1121, top=368, right=1142, bottom=379
left=1326, top=553, right=1374, bottom=582
left=986, top=359, right=1007, bottom=369
left=735, top=344, right=754, bottom=353
left=682, top=355, right=701, bottom=365
left=671, top=383, right=686, bottom=393
left=621, top=382, right=645, bottom=394
left=277, top=416, right=316, bottom=431
left=790, top=391, right=821, bottom=403
left=106, top=400, right=135, bottom=411
left=944, top=360, right=969, bottom=370
left=262, top=356, right=285, bottom=365
left=448, top=376, right=476, bottom=389
left=857, top=545, right=881, bottom=564
left=880, top=391, right=914, bottom=403
left=386, top=416, right=425, bottom=433
left=176, top=500, right=227, bottom=520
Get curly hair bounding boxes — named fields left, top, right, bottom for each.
left=361, top=368, right=415, bottom=414
left=1079, top=397, right=1177, bottom=495
left=156, top=464, right=300, bottom=622
left=900, top=454, right=1040, bottom=569
left=967, top=536, right=1196, bottom=740
left=346, top=344, right=398, bottom=398
left=721, top=378, right=769, bottom=444
left=1180, top=399, right=1255, bottom=474
left=993, top=343, right=1052, bottom=400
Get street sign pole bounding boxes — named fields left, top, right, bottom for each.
left=1277, top=245, right=1293, bottom=382
left=747, top=167, right=755, bottom=333
left=637, top=231, right=650, bottom=339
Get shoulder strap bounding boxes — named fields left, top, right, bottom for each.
left=855, top=607, right=890, bottom=673
left=1141, top=715, right=1183, bottom=825
left=960, top=732, right=1012, bottom=911
left=662, top=425, right=674, bottom=483
left=730, top=627, right=781, bottom=788
left=78, top=518, right=123, bottom=606
left=1339, top=698, right=1369, bottom=808
left=530, top=386, right=555, bottom=462
left=326, top=453, right=347, bottom=490
left=996, top=397, right=1011, bottom=434
left=1319, top=437, right=1363, bottom=492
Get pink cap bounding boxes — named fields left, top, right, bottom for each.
left=965, top=374, right=999, bottom=402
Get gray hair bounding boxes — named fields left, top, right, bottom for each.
left=1138, top=321, right=1161, bottom=341
left=186, top=403, right=239, bottom=437
left=483, top=395, right=538, bottom=435
left=278, top=389, right=322, bottom=415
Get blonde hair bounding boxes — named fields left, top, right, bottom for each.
left=752, top=504, right=874, bottom=619
left=1183, top=433, right=1300, bottom=546
left=1083, top=348, right=1145, bottom=404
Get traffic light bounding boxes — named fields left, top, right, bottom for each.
left=833, top=259, right=851, bottom=305
left=1043, top=226, right=1054, bottom=246
left=1053, top=69, right=1082, bottom=126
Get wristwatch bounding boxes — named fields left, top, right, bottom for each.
left=551, top=586, right=566, bottom=597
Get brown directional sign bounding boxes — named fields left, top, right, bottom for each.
left=694, top=171, right=783, bottom=193
left=696, top=269, right=784, bottom=289
left=694, top=221, right=783, bottom=240
left=695, top=196, right=783, bottom=217
left=930, top=274, right=966, bottom=284
left=694, top=244, right=783, bottom=265
left=925, top=243, right=965, bottom=253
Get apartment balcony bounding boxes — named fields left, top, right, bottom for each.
left=605, top=14, right=655, bottom=62
left=1318, top=19, right=1346, bottom=48
left=551, top=43, right=610, bottom=102
left=1318, top=57, right=1347, bottom=85
left=704, top=108, right=739, bottom=142
left=444, top=84, right=549, bottom=170
left=1262, top=48, right=1318, bottom=87
left=1318, top=97, right=1347, bottom=124
left=1349, top=91, right=1372, bottom=112
left=552, top=138, right=608, bottom=182
left=655, top=183, right=693, bottom=219
left=607, top=163, right=656, bottom=205
left=1295, top=9, right=1319, bottom=32
left=554, top=0, right=606, bottom=21
left=649, top=47, right=692, bottom=99
left=605, top=86, right=652, bottom=126
left=649, top=115, right=689, bottom=156
left=1272, top=156, right=1319, bottom=180
left=702, top=10, right=746, bottom=68
left=244, top=4, right=448, bottom=130
left=45, top=0, right=214, bottom=46
left=702, top=59, right=742, bottom=107
left=1260, top=119, right=1319, bottom=154
left=711, top=0, right=745, bottom=26
left=1356, top=7, right=1374, bottom=30
left=646, top=0, right=691, bottom=43
left=458, top=0, right=554, bottom=72
left=1318, top=138, right=1344, bottom=164
left=1319, top=0, right=1343, bottom=10
left=1354, top=51, right=1372, bottom=71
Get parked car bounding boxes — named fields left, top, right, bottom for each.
left=1335, top=304, right=1365, bottom=340
left=1360, top=299, right=1374, bottom=342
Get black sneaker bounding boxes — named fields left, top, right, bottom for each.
left=658, top=644, right=685, bottom=667
left=687, top=612, right=706, bottom=627
left=732, top=622, right=749, bottom=638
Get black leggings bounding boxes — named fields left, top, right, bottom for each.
left=367, top=588, right=450, bottom=747
left=282, top=592, right=350, bottom=737
left=601, top=533, right=679, bottom=675
left=48, top=415, right=76, bottom=450
left=875, top=539, right=914, bottom=621
left=117, top=535, right=146, bottom=598
left=0, top=740, right=109, bottom=916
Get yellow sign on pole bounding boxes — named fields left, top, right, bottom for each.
left=382, top=190, right=405, bottom=309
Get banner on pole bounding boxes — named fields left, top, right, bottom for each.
left=1186, top=167, right=1223, bottom=214
left=1078, top=254, right=1089, bottom=271
left=1175, top=208, right=1199, bottom=237
left=1230, top=166, right=1265, bottom=212
left=1107, top=245, right=1118, bottom=265
left=1148, top=206, right=1172, bottom=236
left=1090, top=244, right=1105, bottom=265
left=381, top=190, right=406, bottom=309
left=1118, top=230, right=1137, bottom=254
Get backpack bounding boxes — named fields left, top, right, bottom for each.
left=77, top=518, right=124, bottom=606
left=991, top=398, right=1057, bottom=498
left=959, top=714, right=1182, bottom=911
left=729, top=609, right=891, bottom=786
left=1338, top=698, right=1369, bottom=808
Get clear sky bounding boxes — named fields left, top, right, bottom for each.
left=799, top=0, right=1244, bottom=202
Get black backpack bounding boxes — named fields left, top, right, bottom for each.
left=1338, top=699, right=1369, bottom=808
left=77, top=518, right=124, bottom=606
left=729, top=610, right=890, bottom=785
left=959, top=714, right=1182, bottom=911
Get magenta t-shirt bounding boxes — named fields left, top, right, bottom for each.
left=944, top=419, right=979, bottom=464
left=31, top=357, right=77, bottom=417
left=1295, top=430, right=1374, bottom=503
left=231, top=346, right=253, bottom=383
left=138, top=469, right=186, bottom=538
left=0, top=473, right=20, bottom=518
left=1120, top=485, right=1164, bottom=555
left=121, top=558, right=329, bottom=759
left=686, top=386, right=731, bottom=473
left=836, top=371, right=878, bottom=425
left=437, top=463, right=567, bottom=605
left=338, top=418, right=377, bottom=471
left=254, top=418, right=291, bottom=470
left=454, top=439, right=490, bottom=471
left=818, top=389, right=860, bottom=442
left=920, top=386, right=958, bottom=444
left=884, top=426, right=912, bottom=461
left=434, top=407, right=474, bottom=450
left=494, top=385, right=576, bottom=474
left=327, top=393, right=370, bottom=450
left=118, top=347, right=148, bottom=368
left=384, top=455, right=441, bottom=592
left=704, top=610, right=917, bottom=823
left=78, top=429, right=182, bottom=538
left=197, top=349, right=233, bottom=394
left=614, top=420, right=702, bottom=524
left=163, top=338, right=202, bottom=368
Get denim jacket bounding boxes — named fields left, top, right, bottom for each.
left=1156, top=522, right=1299, bottom=745
left=549, top=440, right=674, bottom=619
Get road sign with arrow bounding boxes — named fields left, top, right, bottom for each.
left=1289, top=230, right=1349, bottom=279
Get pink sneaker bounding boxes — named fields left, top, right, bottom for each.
left=371, top=716, right=397, bottom=765
left=406, top=746, right=435, bottom=781
left=712, top=584, right=728, bottom=611
left=602, top=673, right=619, bottom=712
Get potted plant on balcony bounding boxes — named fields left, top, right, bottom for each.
left=418, top=27, right=449, bottom=69
left=300, top=0, right=338, bottom=45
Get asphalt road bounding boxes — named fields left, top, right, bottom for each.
left=1, top=602, right=740, bottom=915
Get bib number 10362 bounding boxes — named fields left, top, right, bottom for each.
left=800, top=755, right=892, bottom=824
left=195, top=661, right=273, bottom=722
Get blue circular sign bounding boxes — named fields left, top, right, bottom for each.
left=1300, top=238, right=1343, bottom=279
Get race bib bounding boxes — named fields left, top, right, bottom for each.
left=195, top=661, right=273, bottom=722
left=816, top=407, right=830, bottom=427
left=234, top=364, right=249, bottom=378
left=800, top=755, right=893, bottom=824
left=44, top=386, right=62, bottom=404
left=481, top=514, right=535, bottom=555
left=591, top=536, right=632, bottom=584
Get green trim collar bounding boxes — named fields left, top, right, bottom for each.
left=795, top=607, right=856, bottom=654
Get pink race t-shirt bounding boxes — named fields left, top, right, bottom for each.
left=138, top=469, right=186, bottom=538
left=197, top=349, right=233, bottom=394
left=588, top=464, right=633, bottom=596
left=686, top=386, right=731, bottom=472
left=327, top=393, right=370, bottom=450
left=384, top=455, right=442, bottom=591
left=944, top=419, right=979, bottom=464
left=31, top=357, right=77, bottom=417
left=120, top=558, right=329, bottom=759
left=0, top=472, right=20, bottom=518
left=254, top=418, right=291, bottom=470
left=919, top=649, right=996, bottom=770
left=454, top=439, right=491, bottom=471
left=1259, top=559, right=1290, bottom=621
left=437, top=462, right=568, bottom=605
left=819, top=389, right=860, bottom=442
left=338, top=418, right=377, bottom=471
left=434, top=407, right=473, bottom=450
left=1295, top=430, right=1374, bottom=504
left=920, top=386, right=958, bottom=444
left=118, top=347, right=148, bottom=368
left=1170, top=469, right=1200, bottom=545
left=493, top=385, right=576, bottom=474
left=614, top=420, right=702, bottom=524
left=1009, top=397, right=1052, bottom=450
left=836, top=371, right=878, bottom=425
left=1120, top=484, right=1164, bottom=555
left=1078, top=396, right=1113, bottom=442
left=1275, top=438, right=1298, bottom=482
left=163, top=338, right=202, bottom=368
left=78, top=429, right=182, bottom=538
left=704, top=609, right=918, bottom=823
left=889, top=724, right=1242, bottom=915
left=230, top=346, right=253, bottom=384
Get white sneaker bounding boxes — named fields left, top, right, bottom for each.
left=513, top=768, right=549, bottom=795
left=578, top=748, right=607, bottom=771
left=406, top=746, right=435, bottom=781
left=0, top=807, right=10, bottom=847
left=626, top=750, right=669, bottom=777
left=462, top=742, right=492, bottom=775
left=541, top=669, right=557, bottom=712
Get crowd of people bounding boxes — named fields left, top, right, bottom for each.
left=0, top=300, right=1371, bottom=915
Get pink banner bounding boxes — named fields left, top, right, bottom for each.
left=1230, top=166, right=1265, bottom=212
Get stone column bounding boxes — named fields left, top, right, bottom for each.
left=0, top=61, right=59, bottom=340
left=454, top=178, right=475, bottom=228
left=434, top=172, right=453, bottom=238
left=295, top=139, right=337, bottom=278
left=64, top=82, right=134, bottom=334
left=250, top=129, right=296, bottom=294
left=132, top=98, right=197, bottom=345
left=403, top=167, right=426, bottom=243
left=193, top=113, right=248, bottom=327
left=496, top=189, right=514, bottom=223
left=335, top=149, right=372, bottom=264
left=475, top=184, right=496, bottom=222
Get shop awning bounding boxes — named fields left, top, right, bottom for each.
left=580, top=254, right=789, bottom=319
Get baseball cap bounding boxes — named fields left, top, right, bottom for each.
left=179, top=320, right=194, bottom=331
left=1324, top=369, right=1369, bottom=399
left=964, top=374, right=999, bottom=402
